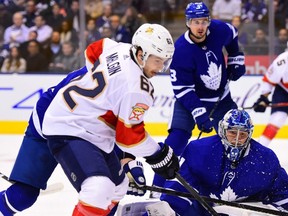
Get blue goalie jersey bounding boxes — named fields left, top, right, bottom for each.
left=161, top=135, right=288, bottom=215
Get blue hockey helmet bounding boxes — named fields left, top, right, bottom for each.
left=185, top=2, right=210, bottom=20
left=218, top=109, right=254, bottom=163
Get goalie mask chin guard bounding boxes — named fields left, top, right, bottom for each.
left=131, top=23, right=174, bottom=73
left=218, top=109, right=254, bottom=163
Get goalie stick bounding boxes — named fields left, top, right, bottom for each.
left=0, top=171, right=64, bottom=195
left=175, top=172, right=219, bottom=216
left=142, top=184, right=288, bottom=216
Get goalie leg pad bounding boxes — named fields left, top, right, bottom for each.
left=145, top=201, right=176, bottom=216
left=116, top=200, right=159, bottom=216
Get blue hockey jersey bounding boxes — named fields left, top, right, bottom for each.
left=170, top=19, right=240, bottom=112
left=161, top=135, right=288, bottom=215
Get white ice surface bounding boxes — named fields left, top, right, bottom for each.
left=0, top=135, right=287, bottom=216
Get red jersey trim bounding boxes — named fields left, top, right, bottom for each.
left=99, top=111, right=147, bottom=146
left=85, top=39, right=104, bottom=65
left=262, top=75, right=276, bottom=86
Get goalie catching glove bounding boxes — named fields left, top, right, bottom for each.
left=253, top=94, right=270, bottom=112
left=123, top=160, right=146, bottom=196
left=227, top=51, right=246, bottom=81
left=145, top=143, right=179, bottom=179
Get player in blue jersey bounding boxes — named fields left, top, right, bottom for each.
left=0, top=66, right=147, bottom=215
left=0, top=67, right=88, bottom=215
left=160, top=109, right=288, bottom=215
left=151, top=1, right=246, bottom=194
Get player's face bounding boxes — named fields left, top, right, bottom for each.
left=187, top=17, right=209, bottom=42
left=143, top=55, right=169, bottom=78
left=225, top=129, right=249, bottom=146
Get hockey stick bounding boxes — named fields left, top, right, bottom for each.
left=0, top=171, right=64, bottom=195
left=0, top=172, right=14, bottom=183
left=40, top=182, right=64, bottom=195
left=197, top=78, right=231, bottom=140
left=243, top=102, right=288, bottom=110
left=175, top=172, right=219, bottom=215
left=143, top=185, right=288, bottom=216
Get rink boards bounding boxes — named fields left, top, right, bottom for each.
left=0, top=74, right=287, bottom=139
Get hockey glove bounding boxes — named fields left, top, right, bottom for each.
left=227, top=51, right=246, bottom=81
left=145, top=143, right=179, bottom=179
left=192, top=108, right=213, bottom=133
left=253, top=95, right=270, bottom=112
left=123, top=160, right=146, bottom=196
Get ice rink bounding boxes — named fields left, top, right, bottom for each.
left=0, top=135, right=287, bottom=216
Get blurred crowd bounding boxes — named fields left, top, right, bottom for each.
left=0, top=0, right=287, bottom=74
left=0, top=0, right=149, bottom=73
left=210, top=0, right=288, bottom=55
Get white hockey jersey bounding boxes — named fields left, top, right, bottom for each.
left=261, top=50, right=288, bottom=94
left=42, top=38, right=160, bottom=156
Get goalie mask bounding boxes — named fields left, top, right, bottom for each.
left=218, top=109, right=254, bottom=163
left=131, top=23, right=174, bottom=73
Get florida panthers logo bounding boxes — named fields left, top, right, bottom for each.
left=129, top=103, right=149, bottom=121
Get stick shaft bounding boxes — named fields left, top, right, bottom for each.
left=144, top=185, right=288, bottom=216
left=0, top=171, right=63, bottom=195
left=197, top=79, right=230, bottom=139
left=175, top=173, right=219, bottom=216
left=243, top=102, right=288, bottom=110
left=0, top=172, right=15, bottom=184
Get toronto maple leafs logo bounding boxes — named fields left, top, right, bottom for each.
left=210, top=186, right=247, bottom=202
left=200, top=62, right=222, bottom=90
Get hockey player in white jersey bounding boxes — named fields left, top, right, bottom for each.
left=0, top=65, right=147, bottom=215
left=42, top=23, right=179, bottom=216
left=253, top=49, right=288, bottom=146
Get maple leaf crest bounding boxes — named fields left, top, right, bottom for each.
left=220, top=186, right=238, bottom=201
left=200, top=62, right=222, bottom=90
left=210, top=187, right=248, bottom=203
